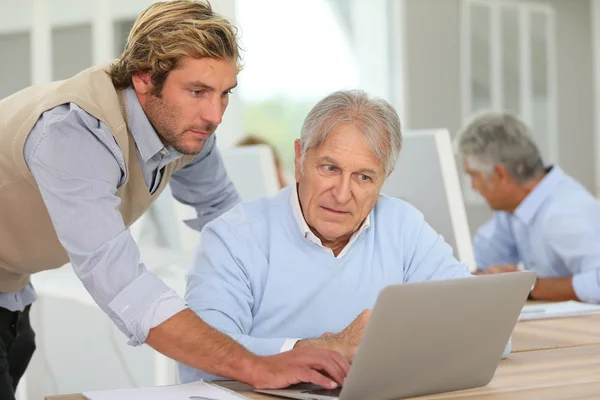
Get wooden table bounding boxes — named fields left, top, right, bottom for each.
left=45, top=311, right=600, bottom=400
left=512, top=314, right=600, bottom=352
left=45, top=344, right=600, bottom=400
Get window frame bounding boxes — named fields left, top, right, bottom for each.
left=459, top=0, right=558, bottom=204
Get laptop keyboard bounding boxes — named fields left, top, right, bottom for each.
left=304, top=388, right=342, bottom=397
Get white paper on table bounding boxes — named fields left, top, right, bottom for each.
left=83, top=380, right=250, bottom=400
left=519, top=300, right=600, bottom=321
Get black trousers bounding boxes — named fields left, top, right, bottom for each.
left=0, top=305, right=36, bottom=400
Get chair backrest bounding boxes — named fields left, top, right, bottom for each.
left=219, top=144, right=281, bottom=201
left=133, top=143, right=283, bottom=253
left=383, top=129, right=476, bottom=271
left=26, top=268, right=179, bottom=399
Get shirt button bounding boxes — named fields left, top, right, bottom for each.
left=160, top=148, right=168, bottom=155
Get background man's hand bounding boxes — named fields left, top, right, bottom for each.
left=250, top=347, right=350, bottom=389
left=475, top=264, right=520, bottom=275
left=294, top=309, right=371, bottom=362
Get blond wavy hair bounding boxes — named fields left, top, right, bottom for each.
left=109, top=0, right=241, bottom=96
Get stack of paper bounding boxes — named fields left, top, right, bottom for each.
left=519, top=300, right=600, bottom=321
left=84, top=380, right=250, bottom=400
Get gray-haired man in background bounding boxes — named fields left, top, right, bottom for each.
left=456, top=111, right=600, bottom=303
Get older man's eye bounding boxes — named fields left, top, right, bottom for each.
left=325, top=165, right=336, bottom=172
left=360, top=174, right=371, bottom=181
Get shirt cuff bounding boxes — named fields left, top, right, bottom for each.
left=572, top=270, right=600, bottom=303
left=280, top=338, right=300, bottom=353
left=108, top=271, right=183, bottom=346
left=139, top=290, right=189, bottom=340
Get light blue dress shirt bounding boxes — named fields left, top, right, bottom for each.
left=0, top=86, right=240, bottom=346
left=474, top=166, right=600, bottom=303
left=179, top=186, right=478, bottom=382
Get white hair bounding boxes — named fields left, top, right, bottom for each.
left=456, top=110, right=545, bottom=184
left=299, top=90, right=402, bottom=175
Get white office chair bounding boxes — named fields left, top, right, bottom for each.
left=132, top=144, right=282, bottom=254
left=219, top=144, right=281, bottom=201
left=172, top=143, right=283, bottom=252
left=24, top=263, right=188, bottom=400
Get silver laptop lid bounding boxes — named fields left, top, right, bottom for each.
left=340, top=272, right=535, bottom=400
left=257, top=271, right=535, bottom=400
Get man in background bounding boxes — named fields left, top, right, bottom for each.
left=456, top=111, right=600, bottom=303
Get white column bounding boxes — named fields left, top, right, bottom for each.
left=31, top=0, right=52, bottom=84
left=546, top=11, right=559, bottom=165
left=93, top=0, right=115, bottom=65
left=519, top=8, right=533, bottom=129
left=211, top=0, right=243, bottom=148
left=490, top=3, right=503, bottom=110
left=351, top=0, right=391, bottom=102
left=389, top=0, right=409, bottom=126
left=592, top=0, right=600, bottom=196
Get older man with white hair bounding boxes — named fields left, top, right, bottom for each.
left=456, top=111, right=600, bottom=303
left=177, top=89, right=488, bottom=383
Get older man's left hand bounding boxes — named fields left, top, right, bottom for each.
left=294, top=309, right=371, bottom=362
left=475, top=264, right=520, bottom=275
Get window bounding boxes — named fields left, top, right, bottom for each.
left=461, top=0, right=557, bottom=203
left=0, top=32, right=31, bottom=98
left=114, top=19, right=135, bottom=55
left=52, top=24, right=93, bottom=80
left=236, top=0, right=359, bottom=174
left=0, top=0, right=33, bottom=98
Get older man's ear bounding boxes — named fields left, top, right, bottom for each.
left=374, top=169, right=394, bottom=204
left=492, top=164, right=513, bottom=186
left=294, top=139, right=303, bottom=182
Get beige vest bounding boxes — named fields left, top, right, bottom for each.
left=0, top=65, right=194, bottom=293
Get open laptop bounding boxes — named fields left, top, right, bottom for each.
left=257, top=271, right=536, bottom=400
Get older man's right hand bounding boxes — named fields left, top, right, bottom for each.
left=249, top=347, right=350, bottom=389
left=294, top=309, right=372, bottom=362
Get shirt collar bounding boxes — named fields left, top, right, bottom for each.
left=290, top=184, right=371, bottom=256
left=514, top=165, right=565, bottom=224
left=124, top=86, right=181, bottom=162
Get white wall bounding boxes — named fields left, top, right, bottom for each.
left=549, top=0, right=594, bottom=194
left=592, top=0, right=600, bottom=196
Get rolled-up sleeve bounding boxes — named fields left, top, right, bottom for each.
left=25, top=104, right=187, bottom=345
left=545, top=214, right=600, bottom=303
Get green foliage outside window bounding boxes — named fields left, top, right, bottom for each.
left=243, top=97, right=318, bottom=172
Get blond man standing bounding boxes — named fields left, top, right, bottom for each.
left=0, top=1, right=348, bottom=398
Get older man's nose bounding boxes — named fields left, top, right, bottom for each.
left=333, top=176, right=352, bottom=204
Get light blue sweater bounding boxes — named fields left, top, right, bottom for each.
left=179, top=187, right=489, bottom=383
